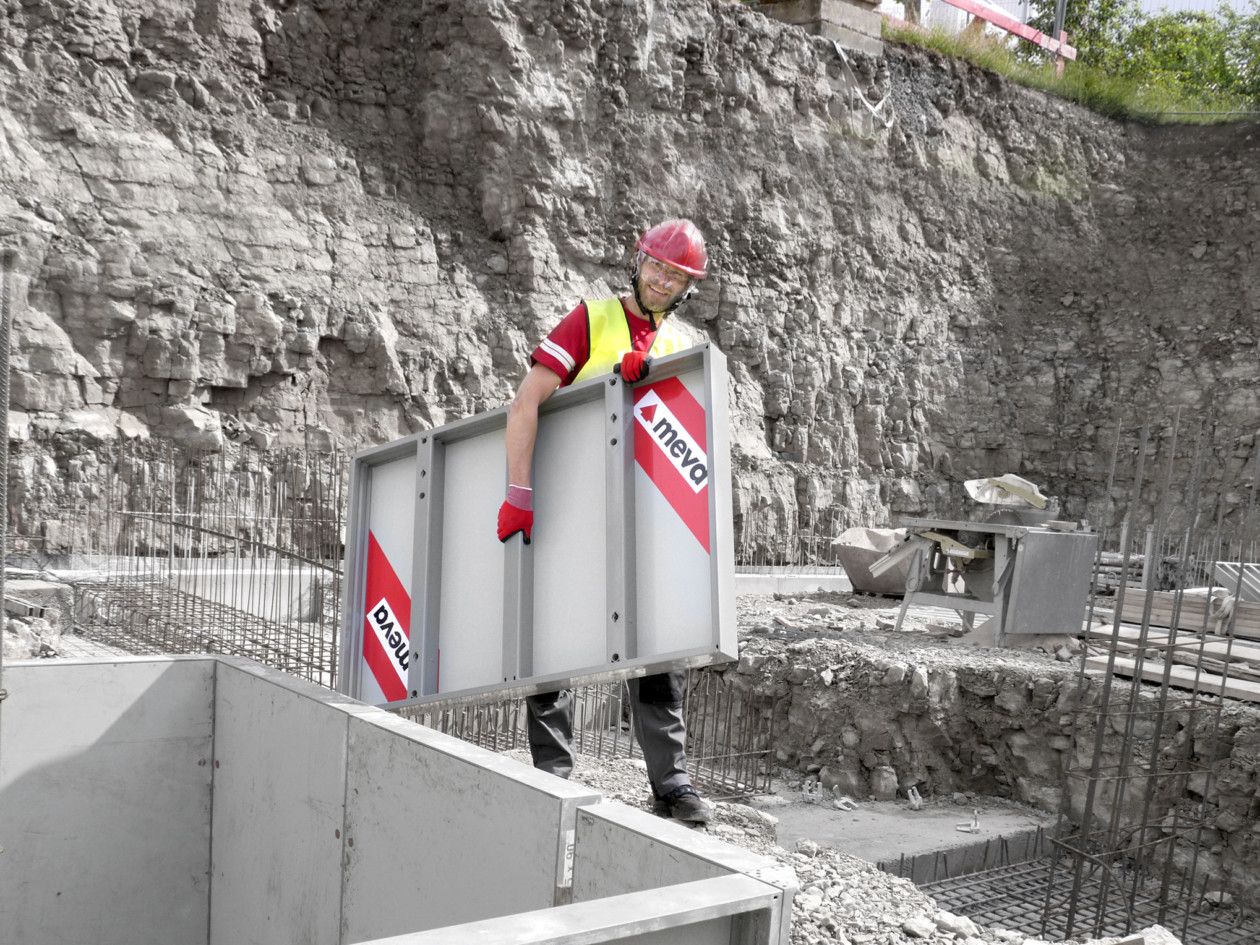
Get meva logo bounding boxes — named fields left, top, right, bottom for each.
left=635, top=391, right=709, bottom=493
left=368, top=596, right=410, bottom=673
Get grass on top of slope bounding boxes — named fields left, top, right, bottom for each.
left=882, top=19, right=1260, bottom=125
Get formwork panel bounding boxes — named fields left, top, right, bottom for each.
left=339, top=713, right=600, bottom=943
left=340, top=345, right=738, bottom=709
left=0, top=658, right=214, bottom=945
left=209, top=662, right=351, bottom=945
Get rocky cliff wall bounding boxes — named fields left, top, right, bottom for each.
left=1, top=0, right=1257, bottom=552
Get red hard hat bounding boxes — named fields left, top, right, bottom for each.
left=635, top=219, right=708, bottom=279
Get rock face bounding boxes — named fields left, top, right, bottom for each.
left=0, top=0, right=1257, bottom=551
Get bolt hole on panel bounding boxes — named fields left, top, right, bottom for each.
left=338, top=345, right=737, bottom=709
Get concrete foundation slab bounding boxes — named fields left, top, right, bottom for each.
left=754, top=793, right=1056, bottom=867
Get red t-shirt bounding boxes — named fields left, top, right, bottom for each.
left=531, top=299, right=658, bottom=388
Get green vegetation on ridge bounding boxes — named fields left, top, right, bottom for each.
left=884, top=0, right=1260, bottom=123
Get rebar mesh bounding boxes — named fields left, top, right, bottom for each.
left=1043, top=413, right=1249, bottom=944
left=925, top=858, right=1259, bottom=945
left=914, top=413, right=1260, bottom=945
left=29, top=440, right=347, bottom=689
left=736, top=503, right=851, bottom=569
left=401, top=670, right=773, bottom=800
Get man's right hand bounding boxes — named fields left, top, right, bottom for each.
left=497, top=501, right=533, bottom=543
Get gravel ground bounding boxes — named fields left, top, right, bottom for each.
left=544, top=749, right=1179, bottom=945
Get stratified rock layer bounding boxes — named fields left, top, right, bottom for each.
left=1, top=0, right=1257, bottom=549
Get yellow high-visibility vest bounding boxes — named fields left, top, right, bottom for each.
left=572, top=297, right=689, bottom=384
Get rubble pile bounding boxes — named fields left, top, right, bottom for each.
left=559, top=750, right=975, bottom=945
left=0, top=579, right=74, bottom=662
left=728, top=592, right=1080, bottom=809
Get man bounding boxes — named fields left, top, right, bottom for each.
left=496, top=218, right=712, bottom=824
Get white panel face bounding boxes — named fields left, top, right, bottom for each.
left=369, top=455, right=416, bottom=583
left=631, top=371, right=714, bottom=658
left=437, top=429, right=508, bottom=692
left=532, top=397, right=608, bottom=675
left=635, top=479, right=713, bottom=658
left=358, top=453, right=417, bottom=706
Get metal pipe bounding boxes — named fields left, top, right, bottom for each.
left=0, top=250, right=17, bottom=817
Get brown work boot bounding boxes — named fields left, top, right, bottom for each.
left=653, top=785, right=712, bottom=824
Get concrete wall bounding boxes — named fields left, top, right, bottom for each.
left=0, top=657, right=215, bottom=945
left=572, top=804, right=797, bottom=944
left=208, top=659, right=602, bottom=943
left=0, top=656, right=793, bottom=945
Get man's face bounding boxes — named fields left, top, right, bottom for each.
left=637, top=255, right=694, bottom=313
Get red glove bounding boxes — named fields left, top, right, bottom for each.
left=619, top=350, right=651, bottom=383
left=497, top=501, right=533, bottom=543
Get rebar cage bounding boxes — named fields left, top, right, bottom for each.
left=26, top=440, right=346, bottom=689
left=400, top=669, right=774, bottom=800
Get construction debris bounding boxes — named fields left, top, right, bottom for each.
left=907, top=786, right=924, bottom=811
left=956, top=810, right=981, bottom=834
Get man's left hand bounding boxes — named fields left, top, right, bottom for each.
left=619, top=351, right=651, bottom=383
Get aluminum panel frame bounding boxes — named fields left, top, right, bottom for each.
left=338, top=435, right=426, bottom=706
left=337, top=345, right=737, bottom=709
left=352, top=875, right=781, bottom=945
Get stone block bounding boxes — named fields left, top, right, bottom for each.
left=752, top=0, right=883, bottom=56
left=12, top=371, right=82, bottom=412
left=8, top=411, right=30, bottom=442
left=819, top=765, right=866, bottom=797
left=57, top=407, right=123, bottom=440
left=157, top=404, right=224, bottom=450
left=134, top=70, right=177, bottom=96
left=869, top=764, right=899, bottom=800
left=3, top=615, right=58, bottom=661
left=118, top=377, right=168, bottom=408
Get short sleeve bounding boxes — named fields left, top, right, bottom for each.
left=530, top=303, right=590, bottom=386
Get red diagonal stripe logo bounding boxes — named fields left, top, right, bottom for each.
left=363, top=531, right=411, bottom=702
left=634, top=377, right=710, bottom=553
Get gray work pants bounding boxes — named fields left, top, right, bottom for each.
left=525, top=671, right=690, bottom=797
